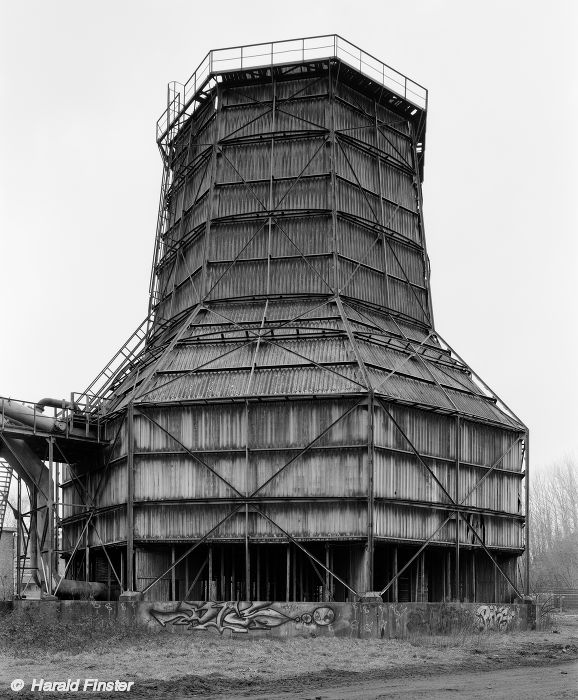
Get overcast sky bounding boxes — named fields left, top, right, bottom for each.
left=1, top=0, right=576, bottom=473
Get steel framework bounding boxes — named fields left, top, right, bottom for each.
left=1, top=36, right=528, bottom=604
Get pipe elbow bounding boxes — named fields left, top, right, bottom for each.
left=36, top=398, right=78, bottom=412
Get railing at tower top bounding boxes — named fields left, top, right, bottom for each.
left=156, top=35, right=428, bottom=153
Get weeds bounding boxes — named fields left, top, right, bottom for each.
left=0, top=607, right=155, bottom=655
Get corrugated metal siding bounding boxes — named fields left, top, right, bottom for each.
left=339, top=258, right=388, bottom=307
left=460, top=422, right=523, bottom=472
left=221, top=104, right=273, bottom=139
left=335, top=140, right=377, bottom=191
left=380, top=162, right=416, bottom=211
left=374, top=450, right=453, bottom=504
left=210, top=216, right=332, bottom=261
left=458, top=465, right=522, bottom=513
left=134, top=447, right=366, bottom=501
left=218, top=137, right=328, bottom=183
left=333, top=101, right=376, bottom=147
left=135, top=405, right=246, bottom=451
left=135, top=502, right=366, bottom=540
left=386, top=240, right=425, bottom=285
left=248, top=399, right=366, bottom=448
left=143, top=364, right=363, bottom=402
left=376, top=128, right=413, bottom=167
left=257, top=337, right=353, bottom=366
left=338, top=219, right=385, bottom=271
left=358, top=339, right=482, bottom=395
left=161, top=337, right=355, bottom=374
left=374, top=404, right=522, bottom=471
left=374, top=404, right=456, bottom=458
left=68, top=70, right=527, bottom=563
left=136, top=548, right=171, bottom=601
left=207, top=255, right=333, bottom=299
left=335, top=82, right=375, bottom=115
left=372, top=369, right=518, bottom=427
left=273, top=97, right=328, bottom=132
left=374, top=450, right=521, bottom=513
left=386, top=276, right=429, bottom=324
left=374, top=505, right=522, bottom=549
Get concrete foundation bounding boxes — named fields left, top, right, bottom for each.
left=6, top=600, right=535, bottom=638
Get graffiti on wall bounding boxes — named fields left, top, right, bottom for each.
left=149, top=601, right=335, bottom=634
left=474, top=604, right=516, bottom=631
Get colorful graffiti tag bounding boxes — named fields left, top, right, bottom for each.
left=474, top=604, right=516, bottom=631
left=149, top=601, right=335, bottom=634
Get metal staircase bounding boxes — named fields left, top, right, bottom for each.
left=0, top=459, right=13, bottom=537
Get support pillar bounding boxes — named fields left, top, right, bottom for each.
left=286, top=543, right=290, bottom=602
left=47, top=437, right=54, bottom=591
left=393, top=546, right=398, bottom=602
left=171, top=545, right=176, bottom=601
left=126, top=403, right=135, bottom=592
left=16, top=475, right=21, bottom=597
left=208, top=545, right=213, bottom=600
left=455, top=416, right=460, bottom=601
left=366, top=392, right=375, bottom=592
left=244, top=505, right=250, bottom=600
left=525, top=432, right=530, bottom=596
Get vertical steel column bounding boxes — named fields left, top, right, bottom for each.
left=328, top=61, right=339, bottom=291
left=374, top=98, right=391, bottom=306
left=55, top=462, right=60, bottom=582
left=455, top=415, right=460, bottom=601
left=286, top=543, right=290, bottom=602
left=208, top=545, right=213, bottom=600
left=392, top=546, right=398, bottom=602
left=47, top=437, right=54, bottom=591
left=325, top=543, right=330, bottom=601
left=256, top=547, right=260, bottom=600
left=266, top=68, right=275, bottom=296
left=126, top=403, right=135, bottom=591
left=265, top=550, right=270, bottom=599
left=220, top=547, right=225, bottom=601
left=292, top=547, right=297, bottom=600
left=30, top=486, right=38, bottom=585
left=231, top=545, right=236, bottom=600
left=171, top=545, right=176, bottom=601
left=16, top=475, right=21, bottom=597
left=244, top=507, right=250, bottom=600
left=446, top=549, right=451, bottom=601
left=494, top=558, right=498, bottom=602
left=200, top=84, right=221, bottom=299
left=366, top=392, right=375, bottom=591
left=184, top=554, right=189, bottom=600
left=525, top=432, right=530, bottom=596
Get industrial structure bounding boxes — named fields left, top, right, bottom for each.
left=0, top=36, right=528, bottom=604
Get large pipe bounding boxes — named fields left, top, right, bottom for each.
left=55, top=579, right=110, bottom=600
left=0, top=398, right=66, bottom=432
left=37, top=397, right=78, bottom=411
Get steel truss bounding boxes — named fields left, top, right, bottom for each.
left=53, top=44, right=528, bottom=603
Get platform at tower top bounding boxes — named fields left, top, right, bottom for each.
left=156, top=34, right=428, bottom=155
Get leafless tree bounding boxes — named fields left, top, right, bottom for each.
left=530, top=456, right=578, bottom=589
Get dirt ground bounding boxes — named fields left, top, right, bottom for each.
left=1, top=613, right=576, bottom=699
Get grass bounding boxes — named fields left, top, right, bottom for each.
left=0, top=608, right=576, bottom=698
left=0, top=607, right=149, bottom=655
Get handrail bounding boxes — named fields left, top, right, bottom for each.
left=156, top=34, right=427, bottom=151
left=0, top=395, right=103, bottom=441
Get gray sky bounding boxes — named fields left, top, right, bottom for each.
left=1, top=0, right=576, bottom=472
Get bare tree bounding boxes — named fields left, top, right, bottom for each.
left=530, top=457, right=578, bottom=589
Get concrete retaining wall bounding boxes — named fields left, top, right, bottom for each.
left=5, top=600, right=534, bottom=638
